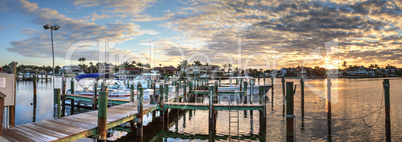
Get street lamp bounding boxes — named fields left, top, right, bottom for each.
left=43, top=24, right=60, bottom=98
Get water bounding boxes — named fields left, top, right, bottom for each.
left=12, top=77, right=402, bottom=141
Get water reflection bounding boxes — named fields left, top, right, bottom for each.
left=12, top=77, right=402, bottom=141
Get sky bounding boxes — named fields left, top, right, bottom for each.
left=0, top=0, right=402, bottom=70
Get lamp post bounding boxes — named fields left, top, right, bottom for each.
left=44, top=24, right=60, bottom=107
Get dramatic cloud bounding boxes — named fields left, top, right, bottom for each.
left=164, top=0, right=402, bottom=68
left=4, top=0, right=147, bottom=65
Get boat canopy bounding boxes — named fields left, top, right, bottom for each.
left=74, top=73, right=115, bottom=82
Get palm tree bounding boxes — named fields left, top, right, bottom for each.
left=130, top=61, right=136, bottom=67
left=137, top=62, right=143, bottom=73
left=342, top=61, right=347, bottom=70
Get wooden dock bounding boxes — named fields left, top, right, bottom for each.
left=1, top=100, right=156, bottom=142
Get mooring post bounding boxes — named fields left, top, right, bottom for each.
left=271, top=76, right=274, bottom=109
left=71, top=99, right=75, bottom=115
left=208, top=86, right=215, bottom=132
left=9, top=61, right=17, bottom=127
left=33, top=75, right=37, bottom=122
left=327, top=79, right=332, bottom=141
left=175, top=85, right=179, bottom=102
left=183, top=80, right=187, bottom=102
left=54, top=88, right=61, bottom=119
left=214, top=81, right=218, bottom=104
left=250, top=79, right=255, bottom=104
left=92, top=82, right=98, bottom=110
left=137, top=87, right=144, bottom=140
left=264, top=76, right=266, bottom=85
left=282, top=77, right=285, bottom=117
left=130, top=84, right=135, bottom=102
left=159, top=84, right=164, bottom=121
left=0, top=92, right=5, bottom=136
left=384, top=79, right=391, bottom=142
left=33, top=75, right=37, bottom=111
left=300, top=78, right=305, bottom=130
left=163, top=83, right=169, bottom=122
left=243, top=81, right=248, bottom=104
left=258, top=76, right=260, bottom=85
left=286, top=82, right=294, bottom=142
left=71, top=76, right=75, bottom=94
left=97, top=91, right=108, bottom=142
left=219, top=77, right=221, bottom=86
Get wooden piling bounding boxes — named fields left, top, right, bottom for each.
left=97, top=91, right=108, bottom=142
left=62, top=76, right=66, bottom=115
left=208, top=86, right=215, bottom=132
left=258, top=76, right=260, bottom=85
left=0, top=92, right=5, bottom=136
left=130, top=84, right=135, bottom=102
left=384, top=79, right=391, bottom=142
left=271, top=76, right=274, bottom=109
left=282, top=77, right=285, bottom=117
left=9, top=61, right=17, bottom=127
left=159, top=84, right=164, bottom=121
left=54, top=88, right=61, bottom=119
left=243, top=81, right=248, bottom=104
left=183, top=80, right=187, bottom=102
left=327, top=79, right=332, bottom=141
left=71, top=99, right=75, bottom=115
left=33, top=75, right=37, bottom=121
left=175, top=85, right=179, bottom=102
left=137, top=87, right=144, bottom=140
left=300, top=78, right=305, bottom=130
left=70, top=77, right=74, bottom=94
left=92, top=82, right=98, bottom=110
left=286, top=82, right=294, bottom=142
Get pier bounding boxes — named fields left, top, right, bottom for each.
left=1, top=78, right=271, bottom=141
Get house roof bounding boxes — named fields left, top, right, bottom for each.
left=163, top=67, right=177, bottom=71
left=122, top=67, right=140, bottom=71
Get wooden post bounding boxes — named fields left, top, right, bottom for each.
left=137, top=87, right=144, bottom=140
left=175, top=85, right=179, bottom=102
left=97, top=91, right=108, bottom=142
left=54, top=88, right=61, bottom=119
left=384, top=79, right=391, bottom=142
left=300, top=78, right=305, bottom=130
left=271, top=76, right=274, bottom=109
left=71, top=99, right=75, bottom=115
left=183, top=80, right=187, bottom=102
left=286, top=82, right=294, bottom=142
left=243, top=81, right=248, bottom=104
left=45, top=73, right=48, bottom=82
left=327, top=79, right=332, bottom=141
left=263, top=76, right=266, bottom=85
left=130, top=84, right=135, bottom=102
left=9, top=61, right=17, bottom=127
left=33, top=75, right=37, bottom=121
left=163, top=84, right=169, bottom=127
left=71, top=76, right=74, bottom=94
left=250, top=79, right=255, bottom=104
left=258, top=76, right=260, bottom=85
left=0, top=92, right=6, bottom=136
left=208, top=86, right=215, bottom=132
left=282, top=77, right=285, bottom=117
left=219, top=77, right=221, bottom=86
left=159, top=84, right=164, bottom=121
left=62, top=76, right=66, bottom=116
left=93, top=82, right=98, bottom=110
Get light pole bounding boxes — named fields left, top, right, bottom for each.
left=43, top=24, right=60, bottom=104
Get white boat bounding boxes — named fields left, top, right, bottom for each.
left=217, top=76, right=272, bottom=95
left=133, top=71, right=162, bottom=89
left=66, top=73, right=133, bottom=99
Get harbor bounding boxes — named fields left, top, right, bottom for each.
left=1, top=0, right=402, bottom=141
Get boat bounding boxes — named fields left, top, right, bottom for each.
left=66, top=73, right=133, bottom=99
left=217, top=76, right=272, bottom=95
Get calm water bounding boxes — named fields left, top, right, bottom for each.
left=13, top=77, right=402, bottom=141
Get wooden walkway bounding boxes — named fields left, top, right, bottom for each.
left=0, top=91, right=185, bottom=142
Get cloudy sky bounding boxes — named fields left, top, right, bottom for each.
left=0, top=0, right=401, bottom=69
